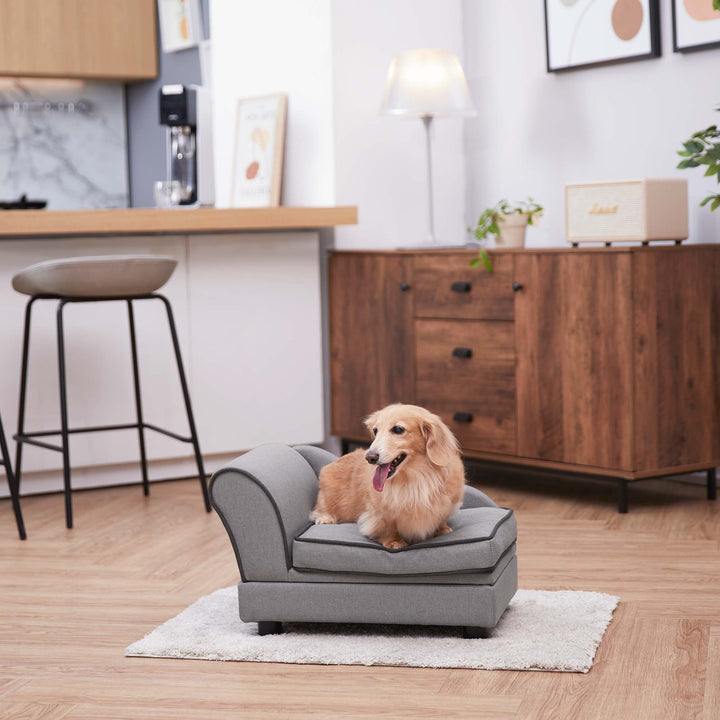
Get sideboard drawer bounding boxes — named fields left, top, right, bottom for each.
left=416, top=319, right=515, bottom=402
left=414, top=254, right=514, bottom=320
left=416, top=319, right=516, bottom=454
left=422, top=401, right=517, bottom=455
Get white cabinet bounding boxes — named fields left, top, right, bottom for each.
left=0, top=231, right=324, bottom=494
left=187, top=232, right=324, bottom=457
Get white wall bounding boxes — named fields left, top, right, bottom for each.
left=331, top=0, right=467, bottom=249
left=209, top=0, right=335, bottom=207
left=462, top=0, right=720, bottom=247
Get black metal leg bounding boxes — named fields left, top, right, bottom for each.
left=341, top=439, right=350, bottom=455
left=57, top=300, right=73, bottom=529
left=127, top=301, right=150, bottom=497
left=618, top=479, right=629, bottom=514
left=0, top=412, right=25, bottom=540
left=257, top=621, right=283, bottom=636
left=14, top=297, right=38, bottom=495
left=157, top=295, right=210, bottom=512
left=708, top=468, right=717, bottom=501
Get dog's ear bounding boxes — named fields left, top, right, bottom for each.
left=363, top=411, right=378, bottom=438
left=421, top=414, right=459, bottom=467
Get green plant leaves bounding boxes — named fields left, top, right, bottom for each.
left=470, top=249, right=494, bottom=273
left=677, top=116, right=720, bottom=211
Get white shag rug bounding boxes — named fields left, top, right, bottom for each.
left=126, top=587, right=618, bottom=673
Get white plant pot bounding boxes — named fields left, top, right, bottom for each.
left=496, top=214, right=528, bottom=248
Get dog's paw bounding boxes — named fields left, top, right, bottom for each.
left=313, top=513, right=338, bottom=525
left=434, top=524, right=453, bottom=537
left=383, top=538, right=408, bottom=550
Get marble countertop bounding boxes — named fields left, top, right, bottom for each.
left=0, top=206, right=358, bottom=238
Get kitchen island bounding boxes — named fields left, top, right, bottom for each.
left=0, top=206, right=356, bottom=499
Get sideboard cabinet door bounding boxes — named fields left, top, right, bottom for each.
left=515, top=252, right=634, bottom=471
left=329, top=253, right=415, bottom=441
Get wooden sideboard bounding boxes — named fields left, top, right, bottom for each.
left=328, top=246, right=720, bottom=512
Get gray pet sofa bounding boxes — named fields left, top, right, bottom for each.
left=210, top=443, right=518, bottom=638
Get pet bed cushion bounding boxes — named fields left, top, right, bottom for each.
left=292, top=507, right=516, bottom=576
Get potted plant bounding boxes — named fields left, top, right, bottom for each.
left=677, top=106, right=720, bottom=212
left=469, top=198, right=544, bottom=271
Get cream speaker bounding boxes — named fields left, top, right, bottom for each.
left=565, top=179, right=688, bottom=245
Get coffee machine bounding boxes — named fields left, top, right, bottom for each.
left=159, top=84, right=214, bottom=206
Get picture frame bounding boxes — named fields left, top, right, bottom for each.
left=157, top=0, right=203, bottom=53
left=231, top=94, right=288, bottom=208
left=672, top=0, right=720, bottom=53
left=544, top=0, right=661, bottom=73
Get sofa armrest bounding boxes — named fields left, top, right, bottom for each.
left=293, top=445, right=338, bottom=477
left=210, top=443, right=321, bottom=582
left=462, top=485, right=498, bottom=509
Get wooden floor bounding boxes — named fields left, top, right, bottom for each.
left=1, top=467, right=718, bottom=720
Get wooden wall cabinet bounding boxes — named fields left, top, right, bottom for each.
left=328, top=247, right=720, bottom=510
left=0, top=0, right=157, bottom=80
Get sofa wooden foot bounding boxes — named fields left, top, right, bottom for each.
left=463, top=626, right=491, bottom=639
left=257, top=621, right=283, bottom=636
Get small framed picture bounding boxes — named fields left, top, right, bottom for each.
left=544, top=0, right=660, bottom=73
left=231, top=94, right=288, bottom=208
left=158, top=0, right=203, bottom=53
left=672, top=0, right=720, bottom=53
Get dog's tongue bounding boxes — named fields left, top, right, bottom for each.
left=373, top=463, right=390, bottom=492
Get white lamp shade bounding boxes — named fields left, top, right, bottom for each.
left=379, top=49, right=476, bottom=117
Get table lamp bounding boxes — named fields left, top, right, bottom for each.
left=380, top=49, right=476, bottom=244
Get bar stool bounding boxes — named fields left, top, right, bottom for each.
left=1, top=410, right=25, bottom=539
left=12, top=255, right=211, bottom=530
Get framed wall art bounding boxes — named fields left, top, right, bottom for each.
left=672, top=0, right=720, bottom=52
left=231, top=94, right=287, bottom=208
left=158, top=0, right=203, bottom=53
left=544, top=0, right=661, bottom=72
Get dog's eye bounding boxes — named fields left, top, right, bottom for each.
left=373, top=427, right=378, bottom=436
left=391, top=426, right=405, bottom=435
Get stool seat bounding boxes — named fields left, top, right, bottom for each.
left=12, top=255, right=177, bottom=298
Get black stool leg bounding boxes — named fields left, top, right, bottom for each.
left=708, top=468, right=717, bottom=501
left=157, top=295, right=210, bottom=512
left=1, top=412, right=25, bottom=540
left=57, top=300, right=73, bottom=529
left=127, top=301, right=150, bottom=496
left=617, top=479, right=629, bottom=514
left=14, top=297, right=38, bottom=498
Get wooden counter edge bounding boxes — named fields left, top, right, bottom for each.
left=0, top=206, right=358, bottom=238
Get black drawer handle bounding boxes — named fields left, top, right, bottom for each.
left=453, top=412, right=474, bottom=423
left=512, top=282, right=524, bottom=292
left=452, top=347, right=473, bottom=359
left=400, top=282, right=411, bottom=292
left=451, top=281, right=472, bottom=293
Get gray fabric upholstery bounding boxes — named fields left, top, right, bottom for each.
left=209, top=444, right=319, bottom=581
left=238, top=557, right=518, bottom=628
left=293, top=508, right=516, bottom=575
left=292, top=445, right=337, bottom=477
left=12, top=255, right=177, bottom=298
left=288, top=542, right=516, bottom=585
left=462, top=485, right=498, bottom=509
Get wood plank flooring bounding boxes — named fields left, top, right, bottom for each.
left=1, top=466, right=718, bottom=719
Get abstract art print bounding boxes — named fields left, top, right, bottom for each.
left=672, top=0, right=720, bottom=52
left=544, top=0, right=661, bottom=72
left=231, top=94, right=287, bottom=208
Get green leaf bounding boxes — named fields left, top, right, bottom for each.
left=479, top=249, right=494, bottom=273
left=714, top=0, right=719, bottom=11
left=677, top=150, right=692, bottom=157
left=712, top=197, right=720, bottom=212
left=705, top=163, right=720, bottom=177
left=684, top=140, right=704, bottom=153
left=677, top=159, right=700, bottom=169
left=469, top=257, right=481, bottom=267
left=700, top=196, right=714, bottom=207
left=488, top=223, right=500, bottom=235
